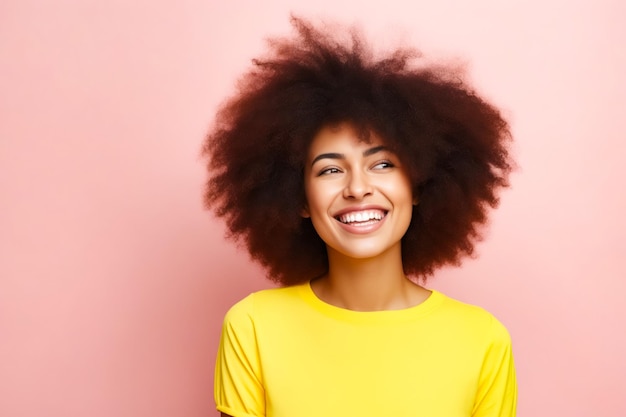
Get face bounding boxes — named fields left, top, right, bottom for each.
left=303, top=123, right=415, bottom=261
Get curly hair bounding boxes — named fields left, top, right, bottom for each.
left=203, top=16, right=513, bottom=285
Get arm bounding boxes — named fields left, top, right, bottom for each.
left=472, top=317, right=517, bottom=417
left=214, top=297, right=266, bottom=417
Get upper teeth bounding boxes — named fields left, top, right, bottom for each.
left=338, top=210, right=385, bottom=224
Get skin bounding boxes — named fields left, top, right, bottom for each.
left=302, top=123, right=430, bottom=311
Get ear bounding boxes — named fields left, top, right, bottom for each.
left=412, top=195, right=419, bottom=206
left=300, top=204, right=310, bottom=218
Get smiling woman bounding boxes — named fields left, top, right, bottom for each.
left=204, top=16, right=516, bottom=417
left=302, top=124, right=415, bottom=265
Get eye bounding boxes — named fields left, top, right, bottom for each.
left=372, top=160, right=395, bottom=170
left=317, top=166, right=342, bottom=176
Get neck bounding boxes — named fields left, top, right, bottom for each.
left=312, top=244, right=429, bottom=311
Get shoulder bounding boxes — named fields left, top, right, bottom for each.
left=222, top=284, right=306, bottom=325
left=434, top=291, right=512, bottom=344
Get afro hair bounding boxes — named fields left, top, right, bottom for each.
left=203, top=16, right=513, bottom=285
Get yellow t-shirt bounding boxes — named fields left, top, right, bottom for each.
left=215, top=282, right=516, bottom=417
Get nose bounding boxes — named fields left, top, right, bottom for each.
left=343, top=170, right=373, bottom=200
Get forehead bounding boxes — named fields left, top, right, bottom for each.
left=307, top=123, right=386, bottom=157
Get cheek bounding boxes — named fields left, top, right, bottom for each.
left=304, top=181, right=334, bottom=212
left=392, top=175, right=414, bottom=201
left=380, top=177, right=412, bottom=198
left=303, top=189, right=323, bottom=221
left=306, top=190, right=328, bottom=216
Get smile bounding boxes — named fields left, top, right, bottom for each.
left=336, top=210, right=387, bottom=225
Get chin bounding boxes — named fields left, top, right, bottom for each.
left=329, top=242, right=401, bottom=261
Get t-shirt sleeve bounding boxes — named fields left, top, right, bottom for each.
left=214, top=295, right=265, bottom=417
left=472, top=316, right=517, bottom=417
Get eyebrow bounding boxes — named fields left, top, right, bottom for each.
left=310, top=146, right=388, bottom=166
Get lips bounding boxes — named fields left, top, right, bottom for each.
left=335, top=209, right=387, bottom=225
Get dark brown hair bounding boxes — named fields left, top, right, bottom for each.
left=203, top=16, right=513, bottom=285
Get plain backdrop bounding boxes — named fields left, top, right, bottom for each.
left=1, top=1, right=625, bottom=416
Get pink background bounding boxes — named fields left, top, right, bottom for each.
left=1, top=1, right=625, bottom=416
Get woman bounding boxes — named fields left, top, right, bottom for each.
left=204, top=16, right=516, bottom=417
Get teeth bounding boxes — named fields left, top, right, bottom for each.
left=338, top=210, right=385, bottom=224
